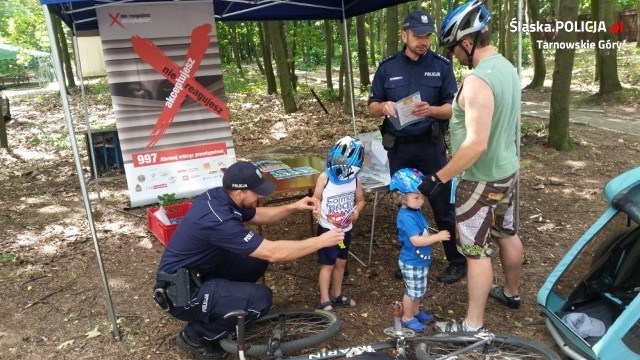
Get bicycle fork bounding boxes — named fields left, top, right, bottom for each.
left=224, top=310, right=247, bottom=360
left=392, top=301, right=409, bottom=360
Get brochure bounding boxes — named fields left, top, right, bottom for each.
left=389, top=92, right=423, bottom=130
left=359, top=172, right=389, bottom=190
left=270, top=166, right=320, bottom=180
left=254, top=159, right=290, bottom=172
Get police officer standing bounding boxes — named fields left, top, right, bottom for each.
left=368, top=10, right=467, bottom=284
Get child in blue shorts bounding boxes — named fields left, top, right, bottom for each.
left=312, top=136, right=366, bottom=312
left=390, top=168, right=451, bottom=332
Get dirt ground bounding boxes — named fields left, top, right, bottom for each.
left=1, top=85, right=639, bottom=360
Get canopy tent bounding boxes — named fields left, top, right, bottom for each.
left=40, top=0, right=415, bottom=341
left=42, top=0, right=414, bottom=32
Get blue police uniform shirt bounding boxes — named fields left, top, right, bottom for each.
left=369, top=49, right=457, bottom=137
left=156, top=187, right=267, bottom=281
left=397, top=207, right=432, bottom=267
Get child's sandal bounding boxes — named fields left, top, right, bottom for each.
left=317, top=301, right=336, bottom=313
left=330, top=294, right=355, bottom=307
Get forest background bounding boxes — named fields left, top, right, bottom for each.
left=1, top=0, right=640, bottom=151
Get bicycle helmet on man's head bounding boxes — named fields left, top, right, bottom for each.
left=439, top=0, right=491, bottom=48
left=390, top=168, right=424, bottom=194
left=326, top=136, right=364, bottom=185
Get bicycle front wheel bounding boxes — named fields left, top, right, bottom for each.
left=220, top=308, right=341, bottom=357
left=413, top=333, right=561, bottom=360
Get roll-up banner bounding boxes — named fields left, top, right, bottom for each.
left=96, top=1, right=233, bottom=207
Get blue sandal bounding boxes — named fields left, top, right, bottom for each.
left=416, top=310, right=434, bottom=324
left=401, top=318, right=425, bottom=332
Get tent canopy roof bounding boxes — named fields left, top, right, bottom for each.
left=40, top=0, right=413, bottom=32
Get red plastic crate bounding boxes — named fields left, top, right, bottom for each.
left=147, top=202, right=192, bottom=245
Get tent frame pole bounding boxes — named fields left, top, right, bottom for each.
left=71, top=22, right=102, bottom=198
left=42, top=4, right=121, bottom=341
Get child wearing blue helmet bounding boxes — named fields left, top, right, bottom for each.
left=391, top=168, right=451, bottom=332
left=312, top=136, right=366, bottom=313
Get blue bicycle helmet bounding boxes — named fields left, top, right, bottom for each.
left=326, top=136, right=364, bottom=185
left=390, top=168, right=424, bottom=194
left=439, top=0, right=492, bottom=48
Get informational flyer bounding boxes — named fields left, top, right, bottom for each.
left=96, top=1, right=234, bottom=206
left=390, top=92, right=422, bottom=129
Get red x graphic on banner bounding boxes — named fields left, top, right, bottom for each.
left=108, top=12, right=125, bottom=29
left=131, top=23, right=229, bottom=148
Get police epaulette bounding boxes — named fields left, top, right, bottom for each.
left=378, top=53, right=398, bottom=66
left=433, top=52, right=451, bottom=64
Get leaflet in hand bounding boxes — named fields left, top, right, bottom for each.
left=389, top=92, right=423, bottom=130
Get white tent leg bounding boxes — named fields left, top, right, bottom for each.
left=43, top=4, right=121, bottom=341
left=341, top=1, right=357, bottom=137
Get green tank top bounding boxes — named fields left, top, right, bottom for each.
left=450, top=54, right=520, bottom=181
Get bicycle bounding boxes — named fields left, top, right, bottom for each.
left=220, top=302, right=561, bottom=360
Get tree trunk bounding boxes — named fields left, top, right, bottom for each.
left=260, top=22, right=277, bottom=94
left=0, top=99, right=8, bottom=149
left=229, top=23, right=244, bottom=76
left=548, top=0, right=579, bottom=152
left=498, top=0, right=506, bottom=55
left=592, top=0, right=601, bottom=82
left=385, top=6, right=399, bottom=57
left=53, top=16, right=74, bottom=90
left=324, top=20, right=334, bottom=91
left=637, top=0, right=640, bottom=46
left=356, top=15, right=370, bottom=89
left=504, top=0, right=515, bottom=64
left=525, top=0, right=546, bottom=89
left=378, top=10, right=384, bottom=60
left=338, top=19, right=346, bottom=102
left=341, top=19, right=354, bottom=115
left=368, top=13, right=376, bottom=67
left=596, top=0, right=623, bottom=94
left=286, top=22, right=297, bottom=91
left=267, top=21, right=297, bottom=113
left=432, top=0, right=444, bottom=54
left=248, top=23, right=264, bottom=74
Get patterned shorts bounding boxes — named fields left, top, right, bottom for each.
left=455, top=173, right=518, bottom=259
left=398, top=260, right=429, bottom=300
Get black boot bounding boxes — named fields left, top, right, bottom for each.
left=176, top=330, right=225, bottom=360
left=437, top=263, right=467, bottom=284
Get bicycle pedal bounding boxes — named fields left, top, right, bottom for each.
left=383, top=327, right=416, bottom=338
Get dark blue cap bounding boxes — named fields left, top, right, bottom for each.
left=403, top=10, right=436, bottom=36
left=223, top=161, right=275, bottom=196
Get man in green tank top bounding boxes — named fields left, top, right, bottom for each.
left=418, top=0, right=523, bottom=333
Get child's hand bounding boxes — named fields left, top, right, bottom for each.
left=312, top=207, right=320, bottom=220
left=350, top=209, right=360, bottom=222
left=438, top=230, right=451, bottom=242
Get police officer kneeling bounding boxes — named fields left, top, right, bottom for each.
left=154, top=161, right=344, bottom=360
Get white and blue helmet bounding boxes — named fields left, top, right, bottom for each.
left=326, top=136, right=364, bottom=185
left=439, top=0, right=492, bottom=48
left=390, top=168, right=424, bottom=194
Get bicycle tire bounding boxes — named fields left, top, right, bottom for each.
left=413, top=333, right=561, bottom=360
left=219, top=308, right=341, bottom=357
